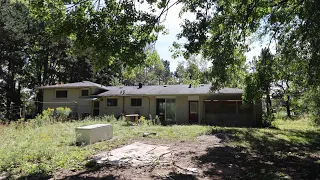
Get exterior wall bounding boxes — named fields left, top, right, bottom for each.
left=42, top=88, right=262, bottom=127
left=175, top=96, right=189, bottom=124
left=100, top=95, right=190, bottom=124
left=42, top=87, right=101, bottom=117
left=100, top=97, right=124, bottom=118
left=100, top=96, right=157, bottom=119
left=201, top=94, right=263, bottom=127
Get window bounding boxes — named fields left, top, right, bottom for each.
left=81, top=89, right=89, bottom=97
left=55, top=90, right=67, bottom=98
left=107, top=98, right=118, bottom=107
left=131, top=98, right=142, bottom=107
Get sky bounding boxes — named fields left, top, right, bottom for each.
left=152, top=4, right=275, bottom=72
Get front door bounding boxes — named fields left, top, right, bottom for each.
left=93, top=101, right=100, bottom=116
left=189, top=101, right=198, bottom=124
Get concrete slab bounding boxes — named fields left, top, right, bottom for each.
left=94, top=142, right=171, bottom=166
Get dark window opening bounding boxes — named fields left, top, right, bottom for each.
left=205, top=101, right=237, bottom=114
left=93, top=101, right=100, bottom=109
left=131, top=98, right=142, bottom=107
left=56, top=90, right=67, bottom=98
left=107, top=99, right=118, bottom=107
left=81, top=89, right=89, bottom=96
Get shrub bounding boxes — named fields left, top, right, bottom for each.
left=31, top=108, right=55, bottom=126
left=55, top=107, right=72, bottom=122
left=153, top=115, right=160, bottom=125
left=138, top=116, right=145, bottom=125
left=262, top=111, right=275, bottom=127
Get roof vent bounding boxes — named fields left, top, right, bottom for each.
left=138, top=83, right=142, bottom=89
left=200, top=84, right=204, bottom=87
left=163, top=85, right=167, bottom=87
left=189, top=84, right=192, bottom=88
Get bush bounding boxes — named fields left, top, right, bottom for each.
left=138, top=116, right=145, bottom=125
left=153, top=115, right=160, bottom=125
left=262, top=112, right=275, bottom=127
left=55, top=107, right=72, bottom=122
left=31, top=108, right=55, bottom=126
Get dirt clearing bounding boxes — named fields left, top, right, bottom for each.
left=52, top=135, right=222, bottom=180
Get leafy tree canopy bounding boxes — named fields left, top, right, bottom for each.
left=174, top=0, right=320, bottom=89
left=27, top=0, right=168, bottom=69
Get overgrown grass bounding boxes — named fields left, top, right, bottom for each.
left=0, top=116, right=211, bottom=177
left=1, top=116, right=319, bottom=179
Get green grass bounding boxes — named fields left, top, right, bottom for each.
left=207, top=118, right=320, bottom=179
left=0, top=116, right=211, bottom=177
left=1, top=116, right=319, bottom=179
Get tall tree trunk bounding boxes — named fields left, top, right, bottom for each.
left=36, top=64, right=43, bottom=114
left=266, top=88, right=272, bottom=117
left=286, top=95, right=292, bottom=119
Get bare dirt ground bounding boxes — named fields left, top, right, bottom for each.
left=50, top=128, right=320, bottom=180
left=52, top=135, right=224, bottom=180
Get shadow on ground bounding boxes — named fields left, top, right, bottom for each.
left=194, top=128, right=320, bottom=179
left=15, top=162, right=119, bottom=180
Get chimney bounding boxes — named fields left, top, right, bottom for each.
left=189, top=84, right=192, bottom=88
left=138, top=83, right=143, bottom=89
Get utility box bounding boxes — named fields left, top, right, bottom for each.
left=76, top=124, right=113, bottom=144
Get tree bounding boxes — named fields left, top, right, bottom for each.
left=243, top=48, right=275, bottom=120
left=175, top=0, right=320, bottom=87
left=28, top=0, right=167, bottom=70
left=121, top=50, right=167, bottom=85
left=0, top=0, right=29, bottom=120
left=162, top=60, right=171, bottom=84
left=174, top=61, right=186, bottom=84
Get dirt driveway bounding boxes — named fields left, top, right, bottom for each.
left=53, top=135, right=224, bottom=180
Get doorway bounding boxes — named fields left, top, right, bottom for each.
left=156, top=98, right=176, bottom=125
left=189, top=101, right=198, bottom=124
left=93, top=101, right=100, bottom=116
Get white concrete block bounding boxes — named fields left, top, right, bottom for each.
left=76, top=124, right=113, bottom=144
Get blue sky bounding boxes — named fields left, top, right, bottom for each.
left=153, top=4, right=274, bottom=72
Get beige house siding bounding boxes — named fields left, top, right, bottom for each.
left=101, top=96, right=156, bottom=118
left=101, top=95, right=191, bottom=124
left=100, top=97, right=123, bottom=117
left=42, top=87, right=100, bottom=116
left=42, top=87, right=262, bottom=126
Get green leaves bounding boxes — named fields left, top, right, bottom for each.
left=28, top=0, right=163, bottom=69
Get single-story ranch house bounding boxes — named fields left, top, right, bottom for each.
left=37, top=81, right=262, bottom=126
